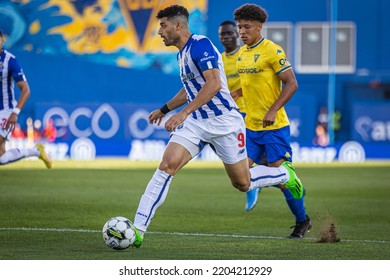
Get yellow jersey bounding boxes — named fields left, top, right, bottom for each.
left=221, top=49, right=246, bottom=113
left=237, top=38, right=291, bottom=131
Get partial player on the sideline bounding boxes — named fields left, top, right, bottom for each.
left=0, top=29, right=52, bottom=168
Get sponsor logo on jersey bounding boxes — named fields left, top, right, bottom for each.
left=181, top=72, right=195, bottom=82
left=238, top=68, right=263, bottom=74
left=254, top=54, right=260, bottom=62
left=200, top=55, right=215, bottom=62
left=226, top=73, right=239, bottom=79
left=279, top=58, right=289, bottom=66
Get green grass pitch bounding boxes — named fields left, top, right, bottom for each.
left=0, top=159, right=389, bottom=260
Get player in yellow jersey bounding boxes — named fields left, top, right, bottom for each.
left=218, top=21, right=246, bottom=116
left=233, top=4, right=311, bottom=238
left=219, top=20, right=263, bottom=211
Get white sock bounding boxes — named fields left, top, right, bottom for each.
left=134, top=169, right=173, bottom=232
left=0, top=148, right=39, bottom=165
left=22, top=147, right=40, bottom=157
left=248, top=165, right=290, bottom=191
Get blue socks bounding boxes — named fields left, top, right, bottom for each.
left=282, top=188, right=306, bottom=222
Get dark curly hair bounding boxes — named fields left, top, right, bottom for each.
left=233, top=4, right=268, bottom=23
left=156, top=5, right=189, bottom=20
left=219, top=20, right=236, bottom=28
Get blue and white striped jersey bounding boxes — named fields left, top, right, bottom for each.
left=0, top=49, right=27, bottom=111
left=177, top=34, right=237, bottom=119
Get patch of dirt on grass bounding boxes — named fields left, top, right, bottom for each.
left=317, top=222, right=340, bottom=243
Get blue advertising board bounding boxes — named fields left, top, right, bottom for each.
left=33, top=102, right=172, bottom=159
left=352, top=101, right=390, bottom=143
left=11, top=102, right=384, bottom=162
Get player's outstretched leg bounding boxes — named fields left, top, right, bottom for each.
left=281, top=161, right=303, bottom=199
left=245, top=188, right=260, bottom=211
left=248, top=164, right=289, bottom=190
left=36, top=143, right=52, bottom=169
left=133, top=169, right=173, bottom=248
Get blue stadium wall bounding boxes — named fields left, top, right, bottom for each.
left=3, top=0, right=390, bottom=161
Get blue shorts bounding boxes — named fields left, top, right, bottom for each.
left=246, top=126, right=292, bottom=164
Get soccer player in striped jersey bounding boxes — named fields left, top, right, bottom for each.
left=131, top=5, right=304, bottom=247
left=233, top=4, right=311, bottom=237
left=0, top=30, right=52, bottom=168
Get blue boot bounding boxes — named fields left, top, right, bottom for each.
left=245, top=188, right=260, bottom=211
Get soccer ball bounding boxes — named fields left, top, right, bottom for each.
left=102, top=216, right=136, bottom=250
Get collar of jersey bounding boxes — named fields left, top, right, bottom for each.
left=180, top=34, right=195, bottom=52
left=247, top=37, right=264, bottom=50
left=226, top=47, right=240, bottom=56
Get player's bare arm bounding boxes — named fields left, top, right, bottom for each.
left=263, top=69, right=298, bottom=127
left=166, top=87, right=188, bottom=111
left=165, top=68, right=221, bottom=131
left=149, top=88, right=187, bottom=126
left=5, top=80, right=30, bottom=131
left=231, top=88, right=242, bottom=101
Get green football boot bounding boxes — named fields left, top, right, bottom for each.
left=282, top=161, right=303, bottom=200
left=36, top=143, right=52, bottom=169
left=132, top=227, right=144, bottom=248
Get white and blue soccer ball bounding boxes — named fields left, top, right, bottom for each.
left=102, top=216, right=136, bottom=250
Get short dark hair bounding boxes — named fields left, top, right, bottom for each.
left=156, top=5, right=189, bottom=20
left=219, top=20, right=236, bottom=28
left=0, top=29, right=3, bottom=38
left=234, top=4, right=268, bottom=23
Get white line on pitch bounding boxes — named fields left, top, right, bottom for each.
left=0, top=227, right=389, bottom=244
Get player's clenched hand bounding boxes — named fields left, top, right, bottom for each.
left=164, top=111, right=186, bottom=132
left=148, top=109, right=165, bottom=126
left=5, top=113, right=18, bottom=132
left=231, top=88, right=242, bottom=102
left=263, top=110, right=277, bottom=128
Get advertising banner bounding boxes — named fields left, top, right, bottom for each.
left=6, top=102, right=388, bottom=162
left=352, top=101, right=390, bottom=143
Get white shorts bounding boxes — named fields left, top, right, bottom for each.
left=0, top=109, right=12, bottom=140
left=169, top=109, right=247, bottom=164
